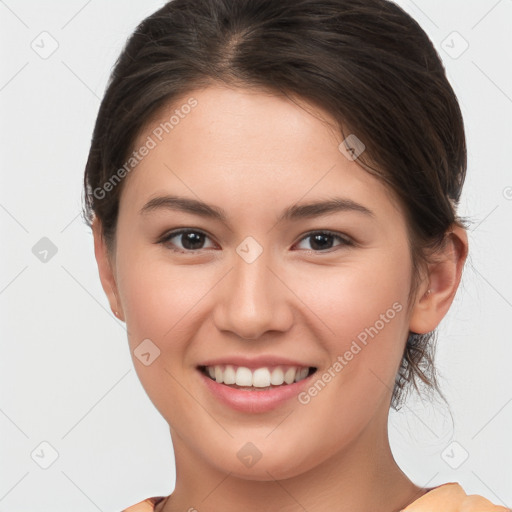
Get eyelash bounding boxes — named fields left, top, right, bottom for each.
left=157, top=228, right=355, bottom=254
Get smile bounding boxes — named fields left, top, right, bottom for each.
left=198, top=364, right=317, bottom=390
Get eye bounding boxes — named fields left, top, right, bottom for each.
left=157, top=228, right=353, bottom=253
left=294, top=231, right=353, bottom=252
left=158, top=229, right=217, bottom=253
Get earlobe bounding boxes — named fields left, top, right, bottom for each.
left=92, top=218, right=124, bottom=321
left=409, top=225, right=468, bottom=334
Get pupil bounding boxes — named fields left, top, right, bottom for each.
left=311, top=233, right=332, bottom=250
left=183, top=232, right=204, bottom=250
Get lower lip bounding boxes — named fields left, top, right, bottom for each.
left=198, top=369, right=314, bottom=413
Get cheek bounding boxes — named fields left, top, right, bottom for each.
left=290, top=251, right=412, bottom=390
left=293, top=249, right=411, bottom=334
left=115, top=251, right=216, bottom=411
left=115, top=243, right=219, bottom=352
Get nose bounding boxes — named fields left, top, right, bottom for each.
left=212, top=250, right=294, bottom=340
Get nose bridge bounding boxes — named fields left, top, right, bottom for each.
left=213, top=243, right=292, bottom=339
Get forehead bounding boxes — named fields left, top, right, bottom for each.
left=135, top=85, right=342, bottom=170
left=122, top=85, right=404, bottom=224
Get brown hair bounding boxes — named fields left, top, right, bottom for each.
left=82, top=0, right=467, bottom=410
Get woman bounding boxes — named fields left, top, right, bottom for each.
left=82, top=0, right=509, bottom=510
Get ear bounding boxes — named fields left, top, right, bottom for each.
left=409, top=224, right=468, bottom=334
left=92, top=217, right=124, bottom=321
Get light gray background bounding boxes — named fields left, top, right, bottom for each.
left=0, top=0, right=511, bottom=510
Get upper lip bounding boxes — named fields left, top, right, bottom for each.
left=197, top=355, right=317, bottom=370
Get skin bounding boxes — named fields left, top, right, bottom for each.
left=93, top=85, right=468, bottom=512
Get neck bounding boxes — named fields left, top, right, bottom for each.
left=159, top=411, right=427, bottom=512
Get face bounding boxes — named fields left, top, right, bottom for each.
left=97, top=85, right=423, bottom=480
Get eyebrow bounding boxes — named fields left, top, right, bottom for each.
left=139, top=195, right=374, bottom=224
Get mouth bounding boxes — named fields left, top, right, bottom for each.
left=197, top=364, right=318, bottom=391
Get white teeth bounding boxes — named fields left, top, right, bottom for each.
left=235, top=367, right=253, bottom=386
left=270, top=367, right=284, bottom=385
left=284, top=367, right=296, bottom=384
left=223, top=365, right=236, bottom=385
left=203, top=364, right=311, bottom=387
left=252, top=368, right=271, bottom=388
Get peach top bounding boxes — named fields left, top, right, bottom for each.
left=121, top=482, right=510, bottom=511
